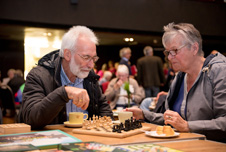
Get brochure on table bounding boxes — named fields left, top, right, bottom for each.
left=0, top=129, right=81, bottom=150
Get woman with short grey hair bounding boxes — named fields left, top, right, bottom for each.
left=126, top=22, right=226, bottom=142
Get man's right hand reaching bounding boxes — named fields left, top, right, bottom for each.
left=65, top=86, right=90, bottom=110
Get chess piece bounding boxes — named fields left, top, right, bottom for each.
left=112, top=125, right=118, bottom=132
left=117, top=125, right=122, bottom=133
left=124, top=119, right=130, bottom=131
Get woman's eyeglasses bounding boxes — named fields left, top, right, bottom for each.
left=164, top=44, right=188, bottom=57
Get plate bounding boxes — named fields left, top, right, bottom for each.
left=64, top=121, right=83, bottom=128
left=145, top=131, right=180, bottom=138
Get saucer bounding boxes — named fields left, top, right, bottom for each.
left=64, top=121, right=83, bottom=128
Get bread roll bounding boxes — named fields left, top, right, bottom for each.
left=163, top=125, right=174, bottom=136
left=156, top=126, right=163, bottom=135
left=156, top=125, right=175, bottom=136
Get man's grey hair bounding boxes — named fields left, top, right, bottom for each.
left=143, top=46, right=153, bottom=56
left=162, top=22, right=204, bottom=56
left=59, top=26, right=98, bottom=57
left=119, top=47, right=131, bottom=58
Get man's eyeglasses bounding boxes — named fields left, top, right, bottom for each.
left=77, top=54, right=99, bottom=63
left=163, top=44, right=188, bottom=57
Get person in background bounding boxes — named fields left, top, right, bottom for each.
left=119, top=47, right=132, bottom=77
left=18, top=26, right=113, bottom=129
left=126, top=22, right=226, bottom=142
left=2, top=69, right=15, bottom=85
left=163, top=63, right=169, bottom=80
left=114, top=62, right=119, bottom=77
left=140, top=91, right=168, bottom=112
left=8, top=69, right=25, bottom=95
left=140, top=62, right=178, bottom=112
left=99, top=71, right=113, bottom=93
left=108, top=60, right=116, bottom=75
left=97, top=63, right=107, bottom=80
left=104, top=65, right=144, bottom=110
left=137, top=46, right=165, bottom=97
left=98, top=71, right=112, bottom=86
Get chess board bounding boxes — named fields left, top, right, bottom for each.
left=72, top=126, right=151, bottom=138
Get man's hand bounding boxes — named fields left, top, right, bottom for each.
left=164, top=110, right=189, bottom=132
left=65, top=86, right=90, bottom=110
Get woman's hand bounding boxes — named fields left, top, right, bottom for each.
left=114, top=79, right=123, bottom=90
left=164, top=110, right=190, bottom=132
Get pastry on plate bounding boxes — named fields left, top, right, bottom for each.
left=156, top=125, right=175, bottom=136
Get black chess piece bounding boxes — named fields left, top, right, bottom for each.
left=117, top=125, right=122, bottom=133
left=112, top=125, right=117, bottom=132
left=120, top=122, right=124, bottom=130
left=133, top=119, right=138, bottom=129
left=138, top=120, right=142, bottom=128
left=124, top=119, right=130, bottom=131
left=130, top=117, right=135, bottom=130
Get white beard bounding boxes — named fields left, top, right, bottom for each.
left=69, top=57, right=90, bottom=79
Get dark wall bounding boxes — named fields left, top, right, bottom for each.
left=0, top=0, right=226, bottom=36
left=0, top=40, right=24, bottom=79
left=0, top=0, right=226, bottom=75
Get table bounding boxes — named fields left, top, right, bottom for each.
left=156, top=140, right=226, bottom=152
left=1, top=122, right=225, bottom=152
left=44, top=123, right=205, bottom=146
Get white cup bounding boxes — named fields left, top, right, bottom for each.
left=69, top=112, right=88, bottom=124
left=118, top=111, right=133, bottom=124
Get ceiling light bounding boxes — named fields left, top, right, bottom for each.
left=124, top=38, right=129, bottom=42
left=124, top=37, right=134, bottom=42
left=43, top=32, right=52, bottom=36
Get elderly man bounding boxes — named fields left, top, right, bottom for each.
left=18, top=26, right=113, bottom=129
left=119, top=47, right=132, bottom=76
left=104, top=65, right=144, bottom=110
left=137, top=46, right=165, bottom=97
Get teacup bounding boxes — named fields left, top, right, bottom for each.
left=69, top=112, right=88, bottom=124
left=118, top=111, right=133, bottom=124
